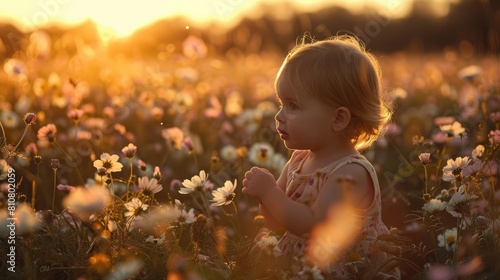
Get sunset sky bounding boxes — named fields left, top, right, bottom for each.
left=0, top=0, right=456, bottom=37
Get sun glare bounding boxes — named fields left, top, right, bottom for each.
left=0, top=0, right=456, bottom=38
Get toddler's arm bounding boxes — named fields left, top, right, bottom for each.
left=243, top=163, right=373, bottom=236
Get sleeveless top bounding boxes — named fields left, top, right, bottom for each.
left=276, top=150, right=400, bottom=279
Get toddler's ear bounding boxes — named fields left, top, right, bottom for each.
left=332, top=107, right=351, bottom=132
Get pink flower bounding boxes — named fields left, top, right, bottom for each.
left=490, top=111, right=500, bottom=124
left=434, top=116, right=455, bottom=126
left=138, top=177, right=162, bottom=196
left=440, top=121, right=465, bottom=137
left=24, top=143, right=38, bottom=156
left=489, top=130, right=500, bottom=144
left=204, top=96, right=222, bottom=119
left=37, top=123, right=57, bottom=142
left=57, top=184, right=76, bottom=192
left=121, top=143, right=137, bottom=158
left=432, top=131, right=448, bottom=144
left=67, top=109, right=84, bottom=122
left=151, top=107, right=163, bottom=120
left=170, top=179, right=182, bottom=191
left=138, top=160, right=147, bottom=171
left=418, top=153, right=431, bottom=165
left=462, top=160, right=482, bottom=177
left=384, top=123, right=401, bottom=136
left=162, top=127, right=184, bottom=149
left=153, top=166, right=162, bottom=181
left=183, top=137, right=194, bottom=152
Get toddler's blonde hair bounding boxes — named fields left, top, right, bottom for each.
left=275, top=35, right=392, bottom=150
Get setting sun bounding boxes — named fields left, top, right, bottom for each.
left=0, top=0, right=437, bottom=38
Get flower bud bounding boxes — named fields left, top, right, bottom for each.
left=50, top=159, right=60, bottom=170
left=23, top=112, right=37, bottom=125
left=34, top=155, right=42, bottom=165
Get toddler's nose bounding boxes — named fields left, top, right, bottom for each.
left=275, top=109, right=285, bottom=124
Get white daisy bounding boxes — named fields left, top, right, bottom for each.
left=442, top=156, right=471, bottom=181
left=440, top=121, right=465, bottom=136
left=105, top=259, right=143, bottom=280
left=124, top=198, right=149, bottom=218
left=145, top=233, right=166, bottom=245
left=248, top=142, right=274, bottom=167
left=270, top=153, right=287, bottom=172
left=162, top=127, right=184, bottom=149
left=471, top=145, right=485, bottom=159
left=211, top=180, right=237, bottom=206
left=437, top=227, right=458, bottom=252
left=458, top=65, right=482, bottom=81
left=172, top=200, right=196, bottom=224
left=0, top=203, right=41, bottom=236
left=175, top=208, right=195, bottom=224
left=179, top=170, right=208, bottom=194
left=220, top=145, right=238, bottom=162
left=446, top=185, right=478, bottom=218
left=256, top=234, right=282, bottom=257
left=93, top=153, right=123, bottom=173
left=443, top=156, right=471, bottom=173
left=423, top=199, right=447, bottom=213
left=139, top=204, right=178, bottom=230
left=62, top=185, right=111, bottom=221
left=297, top=265, right=324, bottom=280
left=0, top=159, right=11, bottom=180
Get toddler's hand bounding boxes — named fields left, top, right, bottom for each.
left=242, top=167, right=276, bottom=199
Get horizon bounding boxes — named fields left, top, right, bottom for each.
left=0, top=0, right=457, bottom=38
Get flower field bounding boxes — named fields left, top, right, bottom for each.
left=0, top=30, right=499, bottom=279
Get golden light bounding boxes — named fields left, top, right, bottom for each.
left=307, top=204, right=362, bottom=269
left=0, top=0, right=454, bottom=38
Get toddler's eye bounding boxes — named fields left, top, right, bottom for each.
left=289, top=103, right=299, bottom=110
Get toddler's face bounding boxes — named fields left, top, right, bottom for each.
left=275, top=76, right=335, bottom=151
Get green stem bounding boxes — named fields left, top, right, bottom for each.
left=452, top=218, right=461, bottom=265
left=221, top=204, right=240, bottom=239
left=127, top=159, right=133, bottom=200
left=424, top=165, right=428, bottom=195
left=32, top=164, right=40, bottom=210
left=231, top=200, right=238, bottom=217
left=209, top=231, right=231, bottom=271
left=198, top=191, right=211, bottom=218
left=0, top=120, right=6, bottom=146
left=31, top=179, right=37, bottom=210
left=12, top=125, right=29, bottom=152
left=53, top=140, right=84, bottom=185
left=435, top=141, right=448, bottom=190
left=238, top=222, right=262, bottom=270
left=52, top=168, right=57, bottom=212
left=109, top=173, right=115, bottom=204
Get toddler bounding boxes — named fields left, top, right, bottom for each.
left=243, top=35, right=400, bottom=279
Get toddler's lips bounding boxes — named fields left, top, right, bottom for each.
left=277, top=129, right=289, bottom=139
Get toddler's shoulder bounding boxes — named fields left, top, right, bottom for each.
left=329, top=161, right=375, bottom=208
